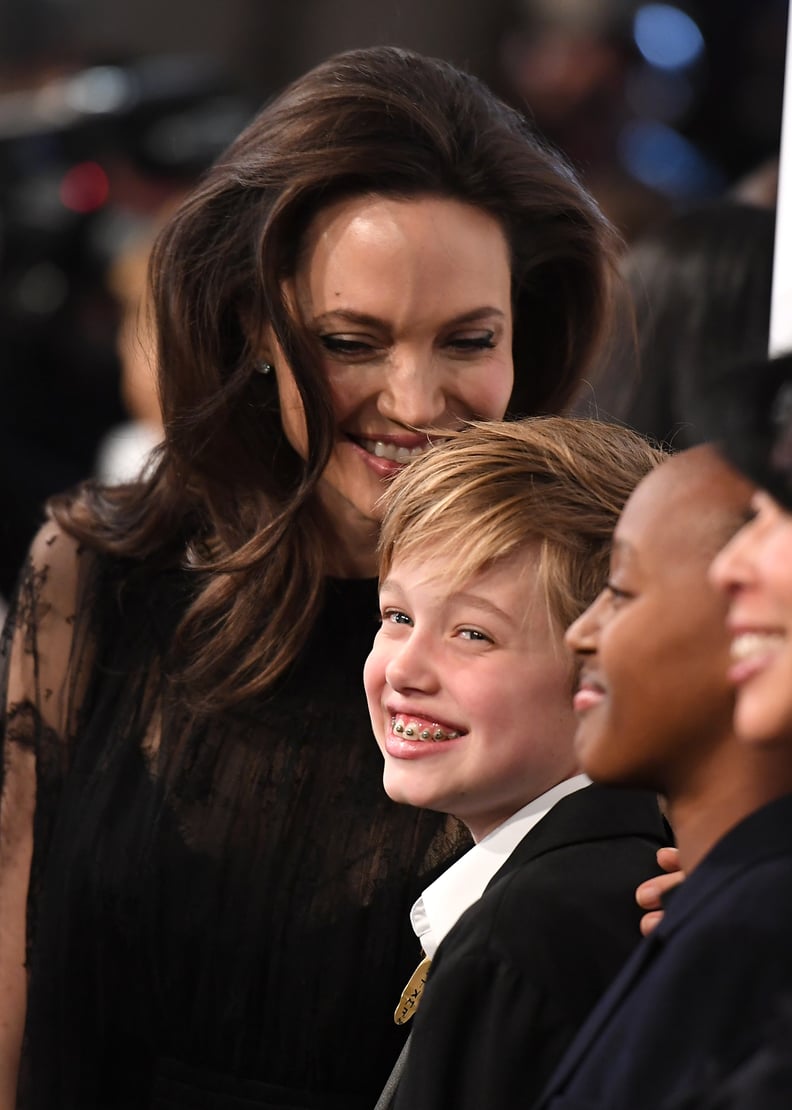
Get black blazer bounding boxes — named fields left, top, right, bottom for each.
left=391, top=784, right=670, bottom=1110
left=537, top=792, right=792, bottom=1110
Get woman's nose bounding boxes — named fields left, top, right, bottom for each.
left=378, top=352, right=447, bottom=429
left=708, top=522, right=756, bottom=595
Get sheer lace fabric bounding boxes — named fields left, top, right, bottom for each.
left=1, top=521, right=469, bottom=1109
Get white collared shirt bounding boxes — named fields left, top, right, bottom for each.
left=410, top=774, right=592, bottom=958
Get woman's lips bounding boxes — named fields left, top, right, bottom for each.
left=726, top=630, right=785, bottom=685
left=345, top=433, right=447, bottom=478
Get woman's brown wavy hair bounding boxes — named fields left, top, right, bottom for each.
left=51, top=45, right=620, bottom=712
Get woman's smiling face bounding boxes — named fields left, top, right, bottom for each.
left=711, top=491, right=792, bottom=744
left=265, top=193, right=514, bottom=571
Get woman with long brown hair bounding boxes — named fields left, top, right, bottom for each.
left=0, top=45, right=617, bottom=1110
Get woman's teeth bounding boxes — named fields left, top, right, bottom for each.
left=392, top=717, right=460, bottom=742
left=360, top=439, right=431, bottom=462
left=731, top=632, right=785, bottom=660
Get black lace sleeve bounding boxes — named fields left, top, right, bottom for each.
left=0, top=520, right=97, bottom=1106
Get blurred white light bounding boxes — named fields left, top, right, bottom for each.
left=633, top=4, right=704, bottom=71
left=64, top=67, right=132, bottom=115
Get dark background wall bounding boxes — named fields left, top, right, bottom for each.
left=0, top=0, right=787, bottom=203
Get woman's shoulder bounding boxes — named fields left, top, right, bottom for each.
left=19, top=514, right=149, bottom=634
left=28, top=515, right=89, bottom=579
left=18, top=517, right=96, bottom=627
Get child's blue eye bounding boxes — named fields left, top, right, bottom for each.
left=384, top=609, right=412, bottom=625
left=459, top=628, right=491, bottom=643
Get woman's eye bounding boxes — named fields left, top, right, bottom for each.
left=447, top=332, right=496, bottom=353
left=319, top=335, right=377, bottom=356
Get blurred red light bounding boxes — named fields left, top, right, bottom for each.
left=59, top=161, right=110, bottom=213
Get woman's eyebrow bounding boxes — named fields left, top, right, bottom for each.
left=311, top=309, right=387, bottom=329
left=311, top=306, right=507, bottom=328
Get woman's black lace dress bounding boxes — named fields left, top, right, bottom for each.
left=0, top=521, right=468, bottom=1109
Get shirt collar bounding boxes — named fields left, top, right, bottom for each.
left=410, top=774, right=591, bottom=957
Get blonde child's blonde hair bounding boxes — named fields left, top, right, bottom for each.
left=377, top=417, right=666, bottom=633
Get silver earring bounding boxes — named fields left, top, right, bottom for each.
left=256, top=361, right=274, bottom=375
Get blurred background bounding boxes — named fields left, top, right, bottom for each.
left=0, top=0, right=788, bottom=605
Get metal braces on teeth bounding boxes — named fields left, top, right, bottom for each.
left=393, top=720, right=460, bottom=741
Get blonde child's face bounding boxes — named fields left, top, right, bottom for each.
left=363, top=546, right=580, bottom=842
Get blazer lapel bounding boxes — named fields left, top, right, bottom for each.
left=539, top=925, right=666, bottom=1099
